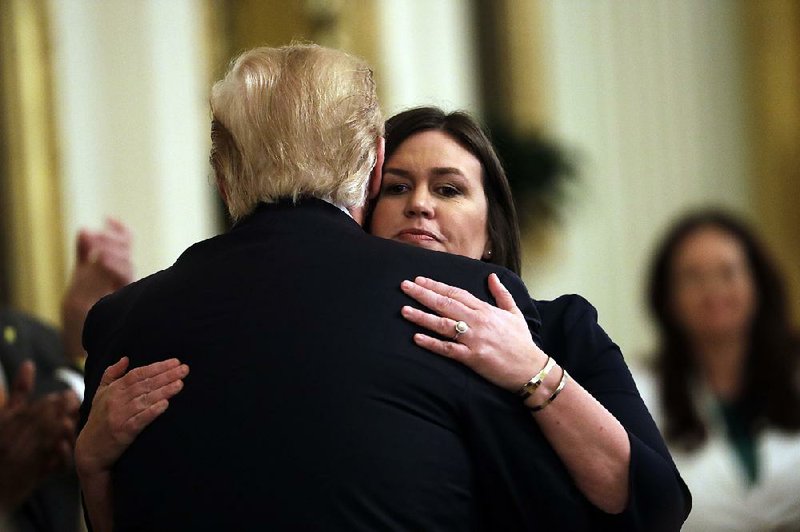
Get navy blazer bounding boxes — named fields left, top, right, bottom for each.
left=535, top=296, right=691, bottom=530
left=80, top=199, right=689, bottom=531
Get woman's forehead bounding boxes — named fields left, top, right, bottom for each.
left=388, top=131, right=480, bottom=169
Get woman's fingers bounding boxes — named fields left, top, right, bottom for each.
left=121, top=359, right=182, bottom=389
left=76, top=358, right=178, bottom=477
left=125, top=363, right=189, bottom=399
left=132, top=379, right=183, bottom=414
left=98, top=359, right=175, bottom=400
left=99, top=357, right=130, bottom=387
left=487, top=273, right=522, bottom=315
left=123, top=366, right=188, bottom=424
left=401, top=306, right=464, bottom=341
left=98, top=372, right=184, bottom=451
left=97, top=359, right=188, bottom=426
left=125, top=399, right=170, bottom=435
left=412, top=276, right=485, bottom=310
left=401, top=280, right=473, bottom=320
left=413, top=333, right=470, bottom=361
left=399, top=274, right=545, bottom=392
left=133, top=375, right=184, bottom=405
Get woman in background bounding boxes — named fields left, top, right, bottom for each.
left=643, top=209, right=800, bottom=531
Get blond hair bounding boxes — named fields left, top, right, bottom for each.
left=210, top=44, right=383, bottom=220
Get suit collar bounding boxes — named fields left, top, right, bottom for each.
left=232, top=197, right=365, bottom=234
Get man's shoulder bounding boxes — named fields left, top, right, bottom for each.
left=82, top=258, right=187, bottom=363
left=89, top=267, right=164, bottom=317
left=90, top=229, right=231, bottom=315
left=371, top=236, right=526, bottom=289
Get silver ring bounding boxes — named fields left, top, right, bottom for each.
left=453, top=320, right=469, bottom=341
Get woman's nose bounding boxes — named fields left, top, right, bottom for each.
left=404, top=190, right=434, bottom=218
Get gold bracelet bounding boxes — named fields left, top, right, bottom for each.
left=517, top=357, right=556, bottom=399
left=528, top=368, right=569, bottom=412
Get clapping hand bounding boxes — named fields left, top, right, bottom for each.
left=62, top=218, right=133, bottom=363
left=0, top=361, right=79, bottom=511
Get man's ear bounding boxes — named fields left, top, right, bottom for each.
left=216, top=176, right=229, bottom=205
left=367, top=136, right=385, bottom=200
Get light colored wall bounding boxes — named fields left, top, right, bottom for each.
left=375, top=0, right=481, bottom=116
left=48, top=0, right=218, bottom=280
left=526, top=0, right=752, bottom=360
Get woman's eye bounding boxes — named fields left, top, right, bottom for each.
left=383, top=183, right=409, bottom=195
left=437, top=185, right=462, bottom=198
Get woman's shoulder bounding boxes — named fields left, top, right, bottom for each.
left=532, top=294, right=621, bottom=370
left=532, top=294, right=598, bottom=331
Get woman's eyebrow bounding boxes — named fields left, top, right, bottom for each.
left=383, top=167, right=411, bottom=177
left=431, top=167, right=465, bottom=177
left=383, top=166, right=465, bottom=177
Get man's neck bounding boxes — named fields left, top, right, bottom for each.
left=347, top=204, right=366, bottom=227
left=319, top=198, right=363, bottom=227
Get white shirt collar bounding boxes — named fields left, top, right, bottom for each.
left=321, top=198, right=353, bottom=219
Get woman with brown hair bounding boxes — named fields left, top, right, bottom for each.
left=643, top=209, right=800, bottom=530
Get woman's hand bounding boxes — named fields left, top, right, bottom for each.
left=402, top=274, right=632, bottom=514
left=400, top=273, right=546, bottom=392
left=75, top=357, right=189, bottom=477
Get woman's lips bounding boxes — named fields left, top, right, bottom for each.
left=396, top=229, right=440, bottom=243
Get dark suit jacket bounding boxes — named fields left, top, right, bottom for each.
left=80, top=199, right=689, bottom=531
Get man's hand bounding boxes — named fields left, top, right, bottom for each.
left=62, top=218, right=133, bottom=363
left=0, top=361, right=79, bottom=511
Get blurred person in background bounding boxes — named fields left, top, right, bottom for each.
left=639, top=209, right=800, bottom=531
left=0, top=219, right=132, bottom=532
left=61, top=219, right=134, bottom=368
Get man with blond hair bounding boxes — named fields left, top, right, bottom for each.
left=78, top=45, right=540, bottom=530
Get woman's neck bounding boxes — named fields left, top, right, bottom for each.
left=691, top=333, right=748, bottom=401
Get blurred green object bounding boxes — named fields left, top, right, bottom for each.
left=487, top=122, right=578, bottom=229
